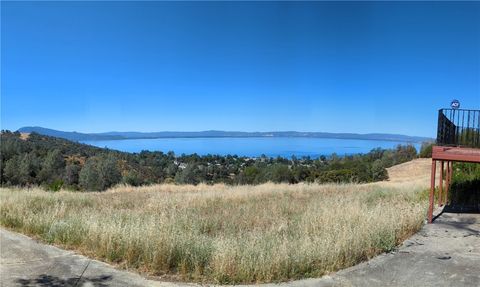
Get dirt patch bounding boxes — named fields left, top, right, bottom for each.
left=19, top=133, right=30, bottom=140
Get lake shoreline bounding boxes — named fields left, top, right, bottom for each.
left=81, top=137, right=423, bottom=158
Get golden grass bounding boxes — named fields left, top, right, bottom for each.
left=0, top=180, right=428, bottom=284
left=385, top=158, right=432, bottom=183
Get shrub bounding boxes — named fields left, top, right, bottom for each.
left=372, top=160, right=388, bottom=181
left=267, top=164, right=296, bottom=183
left=18, top=152, right=40, bottom=185
left=97, top=154, right=122, bottom=189
left=419, top=142, right=433, bottom=158
left=47, top=179, right=64, bottom=192
left=79, top=155, right=122, bottom=191
left=123, top=170, right=143, bottom=186
left=318, top=169, right=356, bottom=183
left=175, top=164, right=201, bottom=185
left=3, top=156, right=21, bottom=185
left=449, top=163, right=480, bottom=210
left=38, top=149, right=65, bottom=183
left=79, top=158, right=102, bottom=191
left=64, top=163, right=81, bottom=186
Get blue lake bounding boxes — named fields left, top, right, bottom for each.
left=82, top=138, right=421, bottom=158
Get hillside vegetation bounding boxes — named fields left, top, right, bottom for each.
left=1, top=131, right=420, bottom=191
left=0, top=166, right=430, bottom=283
left=449, top=162, right=480, bottom=210
left=0, top=131, right=434, bottom=283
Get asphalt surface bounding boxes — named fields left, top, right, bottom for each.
left=1, top=212, right=479, bottom=287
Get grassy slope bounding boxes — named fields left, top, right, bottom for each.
left=0, top=159, right=431, bottom=284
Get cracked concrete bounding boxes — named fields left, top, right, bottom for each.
left=243, top=212, right=480, bottom=287
left=315, top=212, right=480, bottom=287
left=1, top=212, right=479, bottom=287
left=0, top=229, right=183, bottom=287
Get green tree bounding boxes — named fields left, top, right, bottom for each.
left=175, top=164, right=200, bottom=185
left=3, top=156, right=21, bottom=185
left=293, top=165, right=310, bottom=182
left=79, top=158, right=102, bottom=191
left=267, top=164, right=296, bottom=184
left=371, top=160, right=388, bottom=181
left=38, top=149, right=65, bottom=183
left=64, top=163, right=81, bottom=187
left=80, top=155, right=122, bottom=191
left=318, top=169, right=355, bottom=183
left=97, top=154, right=122, bottom=189
left=0, top=136, right=26, bottom=162
left=123, top=170, right=143, bottom=186
left=419, top=142, right=433, bottom=158
left=18, top=152, right=40, bottom=185
left=238, top=166, right=260, bottom=184
left=165, top=163, right=178, bottom=178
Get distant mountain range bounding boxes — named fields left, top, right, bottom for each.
left=17, top=126, right=433, bottom=143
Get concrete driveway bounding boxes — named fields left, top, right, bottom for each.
left=1, top=212, right=479, bottom=287
left=0, top=229, right=183, bottom=287
left=309, top=212, right=480, bottom=287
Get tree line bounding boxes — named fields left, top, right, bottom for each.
left=0, top=131, right=428, bottom=191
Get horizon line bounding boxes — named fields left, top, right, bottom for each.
left=13, top=126, right=434, bottom=139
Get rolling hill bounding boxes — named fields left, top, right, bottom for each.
left=17, top=126, right=433, bottom=143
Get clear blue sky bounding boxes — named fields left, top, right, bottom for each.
left=2, top=1, right=479, bottom=137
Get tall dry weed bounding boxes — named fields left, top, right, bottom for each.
left=0, top=182, right=427, bottom=283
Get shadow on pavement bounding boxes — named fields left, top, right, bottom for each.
left=431, top=178, right=480, bottom=229
left=16, top=274, right=112, bottom=287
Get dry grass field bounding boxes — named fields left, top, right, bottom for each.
left=0, top=159, right=431, bottom=283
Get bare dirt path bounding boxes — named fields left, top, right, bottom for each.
left=1, top=158, right=479, bottom=287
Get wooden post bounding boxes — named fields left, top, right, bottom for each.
left=449, top=161, right=453, bottom=183
left=447, top=161, right=454, bottom=205
left=438, top=161, right=444, bottom=207
left=445, top=161, right=450, bottom=205
left=428, top=160, right=436, bottom=223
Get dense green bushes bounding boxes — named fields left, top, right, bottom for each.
left=79, top=154, right=122, bottom=191
left=0, top=131, right=418, bottom=191
left=448, top=163, right=480, bottom=210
